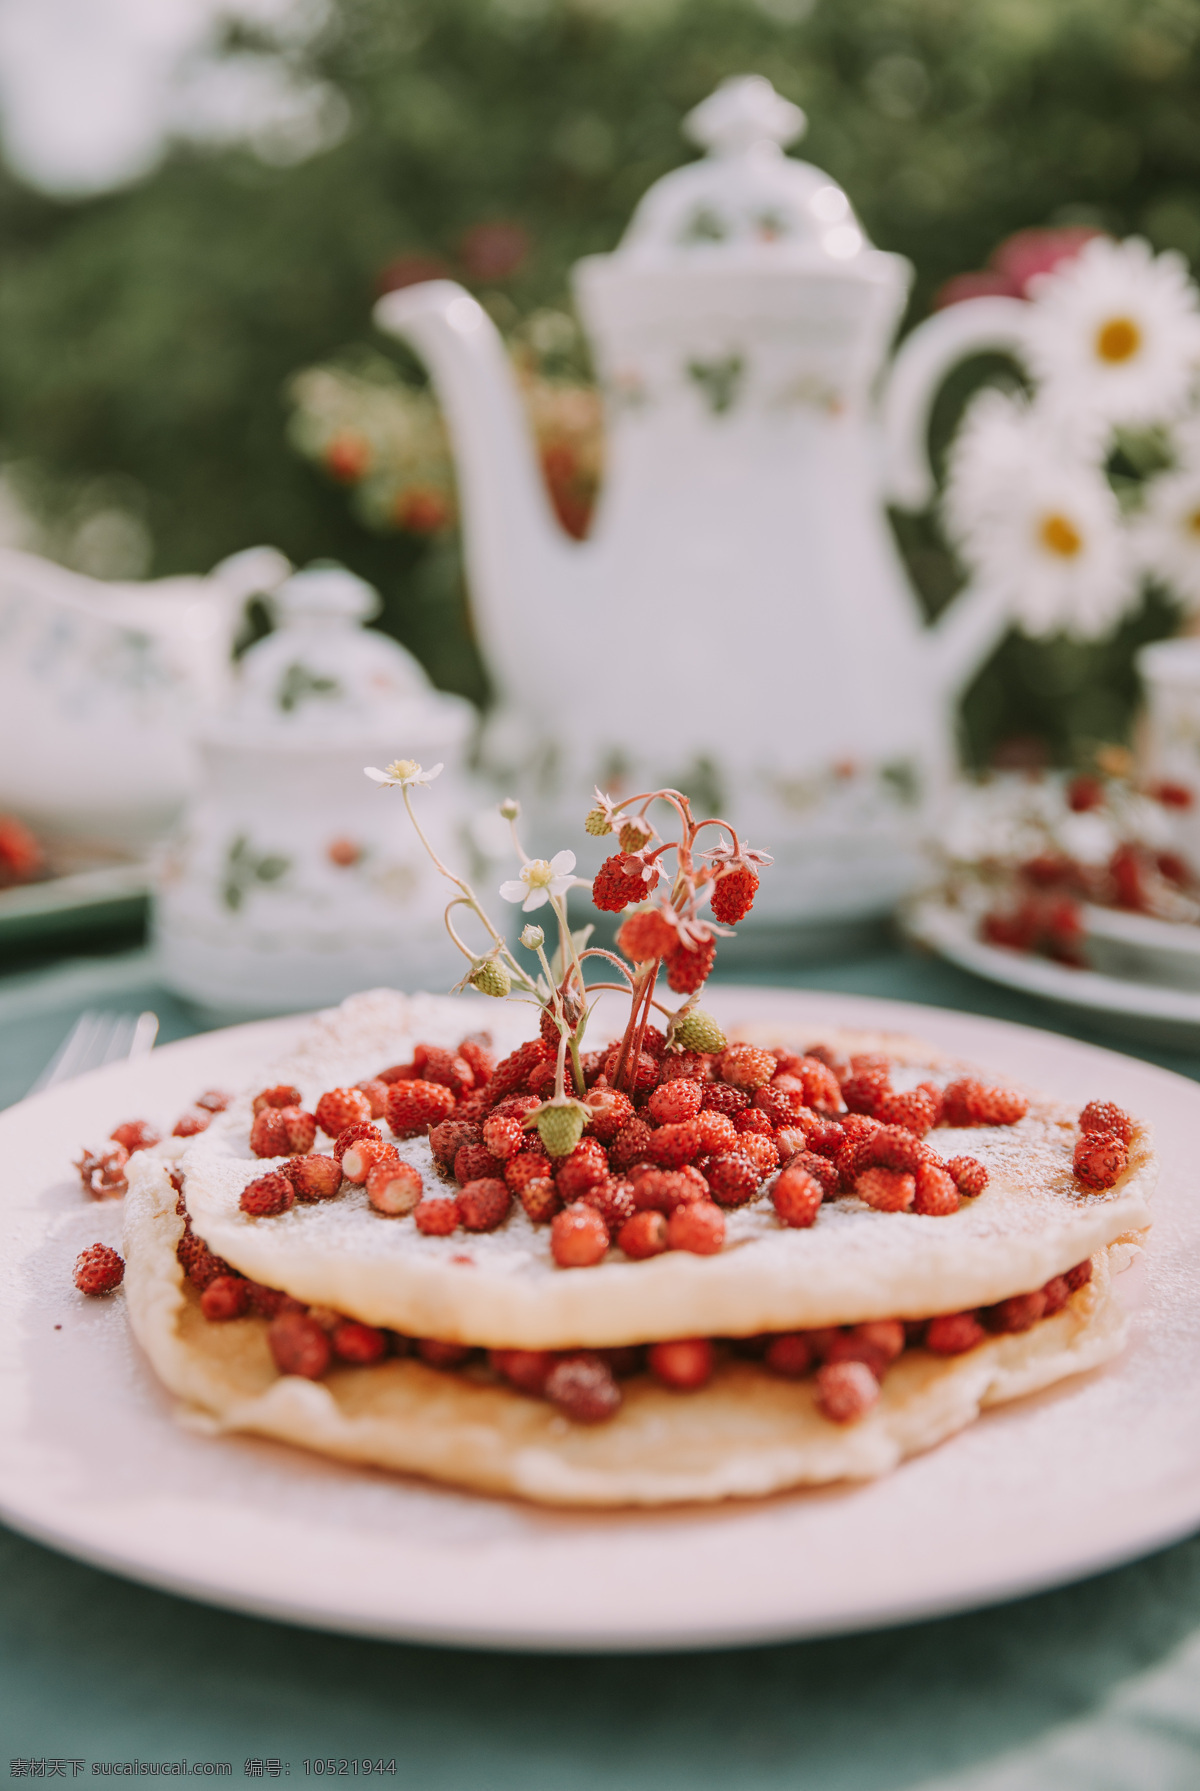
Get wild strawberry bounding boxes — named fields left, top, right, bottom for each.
left=793, top=1057, right=842, bottom=1114
left=505, top=1148, right=552, bottom=1193
left=592, top=852, right=659, bottom=912
left=429, top=1117, right=482, bottom=1168
left=492, top=1093, right=542, bottom=1122
left=584, top=1083, right=635, bottom=1143
left=377, top=1061, right=415, bottom=1084
left=875, top=1087, right=939, bottom=1136
left=177, top=1231, right=232, bottom=1290
left=862, top=1124, right=928, bottom=1176
left=925, top=1312, right=987, bottom=1355
left=664, top=934, right=716, bottom=994
left=739, top=1134, right=779, bottom=1178
left=735, top=1107, right=773, bottom=1136
left=110, top=1119, right=160, bottom=1154
left=781, top=1149, right=839, bottom=1199
left=200, top=1274, right=249, bottom=1321
left=667, top=1199, right=725, bottom=1255
left=332, top=1124, right=380, bottom=1170
left=284, top=1153, right=343, bottom=1202
left=792, top=1109, right=844, bottom=1157
left=711, top=865, right=758, bottom=925
left=544, top=1354, right=622, bottom=1421
left=458, top=1036, right=496, bottom=1083
left=701, top=1082, right=749, bottom=1117
left=457, top=1178, right=511, bottom=1231
left=695, top=1109, right=739, bottom=1153
left=984, top=1290, right=1047, bottom=1333
left=616, top=907, right=678, bottom=963
left=941, top=1079, right=1028, bottom=1127
left=253, top=1083, right=302, bottom=1114
left=630, top=1168, right=702, bottom=1212
left=617, top=1209, right=669, bottom=1258
left=490, top=1347, right=555, bottom=1394
left=268, top=1311, right=331, bottom=1379
left=355, top=1078, right=390, bottom=1119
left=764, top=1333, right=815, bottom=1377
left=1042, top=1275, right=1070, bottom=1316
left=519, top=1177, right=561, bottom=1223
left=556, top=1145, right=608, bottom=1201
left=342, top=1135, right=398, bottom=1184
left=535, top=1101, right=590, bottom=1158
left=250, top=1105, right=315, bottom=1158
left=240, top=1171, right=295, bottom=1216
left=672, top=1008, right=727, bottom=1054
left=647, top=1078, right=704, bottom=1125
left=945, top=1155, right=989, bottom=1198
left=74, top=1242, right=124, bottom=1296
left=647, top=1120, right=702, bottom=1169
left=717, top=1044, right=776, bottom=1091
left=648, top=1338, right=714, bottom=1390
left=414, top=1197, right=459, bottom=1235
left=316, top=1087, right=373, bottom=1138
left=550, top=1201, right=610, bottom=1267
left=526, top=1059, right=558, bottom=1098
left=816, top=1359, right=879, bottom=1423
left=1074, top=1133, right=1128, bottom=1190
left=639, top=1022, right=668, bottom=1058
left=706, top=1152, right=760, bottom=1207
left=752, top=1083, right=803, bottom=1128
left=579, top=1177, right=636, bottom=1233
left=913, top=1161, right=959, bottom=1216
left=602, top=1045, right=659, bottom=1096
left=1066, top=1259, right=1093, bottom=1291
left=840, top=1068, right=891, bottom=1116
left=485, top=1038, right=555, bottom=1101
left=244, top=1282, right=304, bottom=1320
left=367, top=1157, right=423, bottom=1215
left=482, top=1113, right=525, bottom=1161
left=611, top=1116, right=655, bottom=1170
left=772, top=1166, right=823, bottom=1228
left=454, top=1142, right=503, bottom=1184
left=417, top=1338, right=472, bottom=1368
left=387, top=1079, right=456, bottom=1137
left=855, top=1167, right=915, bottom=1212
left=173, top=1110, right=210, bottom=1137
left=826, top=1321, right=905, bottom=1377
left=414, top=1044, right=475, bottom=1095
left=195, top=1089, right=231, bottom=1113
left=657, top=1050, right=711, bottom=1084
left=1079, top=1100, right=1133, bottom=1143
left=834, top=1115, right=882, bottom=1185
left=75, top=1142, right=129, bottom=1200
left=332, top=1319, right=387, bottom=1365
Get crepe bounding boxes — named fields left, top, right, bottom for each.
left=173, top=990, right=1156, bottom=1348
left=123, top=1155, right=1131, bottom=1507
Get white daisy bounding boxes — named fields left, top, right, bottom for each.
left=1136, top=462, right=1200, bottom=606
left=1025, top=236, right=1200, bottom=428
left=499, top=850, right=579, bottom=912
left=364, top=759, right=443, bottom=788
left=944, top=389, right=1136, bottom=638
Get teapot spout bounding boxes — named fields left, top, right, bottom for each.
left=373, top=281, right=577, bottom=703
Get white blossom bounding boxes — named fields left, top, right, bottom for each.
left=499, top=850, right=580, bottom=912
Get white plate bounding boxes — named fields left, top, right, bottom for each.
left=2, top=986, right=1199, bottom=1653
left=906, top=896, right=1200, bottom=1048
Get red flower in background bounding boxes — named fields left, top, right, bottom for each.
left=459, top=221, right=531, bottom=283
left=935, top=225, right=1103, bottom=310
left=376, top=253, right=453, bottom=295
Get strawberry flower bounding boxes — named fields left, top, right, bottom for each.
left=500, top=850, right=581, bottom=912
left=364, top=759, right=443, bottom=789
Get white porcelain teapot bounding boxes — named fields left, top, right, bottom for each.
left=375, top=76, right=1030, bottom=925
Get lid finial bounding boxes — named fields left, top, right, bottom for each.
left=684, top=76, right=806, bottom=157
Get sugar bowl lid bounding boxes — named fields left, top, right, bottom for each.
left=614, top=75, right=868, bottom=267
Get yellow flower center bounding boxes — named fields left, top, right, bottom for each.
left=522, top=859, right=554, bottom=888
left=1187, top=508, right=1200, bottom=537
left=1038, top=512, right=1084, bottom=558
left=1095, top=316, right=1141, bottom=363
left=385, top=758, right=421, bottom=782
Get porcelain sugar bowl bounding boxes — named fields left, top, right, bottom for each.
left=154, top=565, right=478, bottom=1015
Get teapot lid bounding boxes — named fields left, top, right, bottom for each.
left=616, top=75, right=867, bottom=267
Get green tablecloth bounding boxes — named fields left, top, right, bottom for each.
left=5, top=941, right=1200, bottom=1789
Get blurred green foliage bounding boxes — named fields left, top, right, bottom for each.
left=2, top=0, right=1200, bottom=756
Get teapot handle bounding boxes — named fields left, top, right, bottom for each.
left=881, top=296, right=1031, bottom=510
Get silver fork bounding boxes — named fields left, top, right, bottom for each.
left=27, top=1008, right=159, bottom=1094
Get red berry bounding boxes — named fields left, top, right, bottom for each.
left=710, top=866, right=758, bottom=925
left=244, top=1282, right=304, bottom=1320
left=332, top=1319, right=387, bottom=1365
left=414, top=1197, right=459, bottom=1235
left=429, top=1118, right=482, bottom=1167
left=556, top=1144, right=609, bottom=1201
left=284, top=1153, right=343, bottom=1202
left=240, top=1170, right=296, bottom=1216
left=520, top=1176, right=561, bottom=1223
left=617, top=1209, right=669, bottom=1258
left=176, top=1230, right=232, bottom=1290
left=550, top=1201, right=610, bottom=1267
left=945, top=1155, right=989, bottom=1198
left=717, top=1045, right=776, bottom=1090
left=250, top=1105, right=316, bottom=1157
left=200, top=1275, right=249, bottom=1321
left=579, top=1177, right=637, bottom=1232
left=74, top=1242, right=125, bottom=1296
left=414, top=1044, right=475, bottom=1095
left=667, top=1199, right=725, bottom=1254
left=479, top=1114, right=521, bottom=1162
left=1079, top=1100, right=1133, bottom=1143
left=752, top=1082, right=804, bottom=1128
left=268, top=1311, right=331, bottom=1379
left=861, top=1123, right=928, bottom=1176
left=706, top=1152, right=760, bottom=1207
left=796, top=1057, right=844, bottom=1114
left=173, top=1110, right=211, bottom=1138
left=664, top=934, right=716, bottom=995
left=582, top=1084, right=635, bottom=1147
left=544, top=1354, right=622, bottom=1421
left=454, top=1142, right=503, bottom=1184
left=875, top=1087, right=939, bottom=1136
left=815, top=1359, right=879, bottom=1423
left=195, top=1088, right=231, bottom=1113
left=855, top=1167, right=915, bottom=1212
left=772, top=1166, right=823, bottom=1228
left=1065, top=1259, right=1093, bottom=1291
left=647, top=1078, right=704, bottom=1125
left=338, top=1134, right=395, bottom=1183
left=630, top=1168, right=702, bottom=1212
left=252, top=1083, right=302, bottom=1114
left=457, top=1177, right=511, bottom=1231
left=840, top=1068, right=891, bottom=1116
left=315, top=1087, right=373, bottom=1138
left=458, top=1036, right=496, bottom=1082
left=984, top=1290, right=1048, bottom=1333
left=75, top=1142, right=129, bottom=1200
left=484, top=1038, right=555, bottom=1101
left=913, top=1160, right=960, bottom=1216
left=611, top=1116, right=655, bottom=1170
left=602, top=1046, right=659, bottom=1097
left=702, top=1082, right=750, bottom=1116
left=333, top=1120, right=381, bottom=1163
left=1042, top=1274, right=1070, bottom=1316
left=737, top=1132, right=779, bottom=1179
left=592, top=853, right=659, bottom=912
left=504, top=1148, right=551, bottom=1193
left=490, top=1347, right=555, bottom=1394
left=109, top=1119, right=160, bottom=1154
left=367, top=1157, right=423, bottom=1215
left=648, top=1337, right=714, bottom=1390
left=942, top=1079, right=1028, bottom=1127
left=417, top=1338, right=472, bottom=1369
left=616, top=907, right=678, bottom=962
left=925, top=1312, right=987, bottom=1355
left=695, top=1109, right=739, bottom=1153
left=1074, top=1133, right=1128, bottom=1190
left=825, top=1320, right=904, bottom=1377
left=647, top=1120, right=702, bottom=1169
left=355, top=1078, right=390, bottom=1119
left=736, top=1107, right=773, bottom=1135
left=387, top=1079, right=457, bottom=1137
left=764, top=1333, right=815, bottom=1377
left=781, top=1148, right=839, bottom=1199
